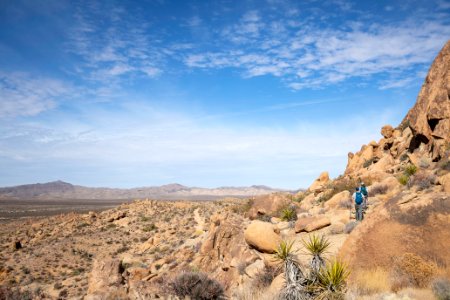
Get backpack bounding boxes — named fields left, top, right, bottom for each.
left=361, top=186, right=368, bottom=196
left=355, top=192, right=363, bottom=205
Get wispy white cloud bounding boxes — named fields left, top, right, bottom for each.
left=68, top=3, right=163, bottom=87
left=183, top=9, right=450, bottom=90
left=0, top=101, right=393, bottom=187
left=0, top=72, right=73, bottom=118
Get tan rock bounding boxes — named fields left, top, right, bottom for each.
left=244, top=221, right=281, bottom=253
left=87, top=259, right=125, bottom=295
left=308, top=171, right=331, bottom=192
left=324, top=191, right=351, bottom=210
left=295, top=217, right=331, bottom=233
left=299, top=193, right=315, bottom=211
left=305, top=217, right=331, bottom=232
left=244, top=259, right=265, bottom=278
left=439, top=173, right=450, bottom=193
left=268, top=273, right=285, bottom=295
left=403, top=41, right=450, bottom=158
left=381, top=125, right=394, bottom=139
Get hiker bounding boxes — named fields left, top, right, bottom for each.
left=360, top=182, right=368, bottom=210
left=352, top=187, right=364, bottom=221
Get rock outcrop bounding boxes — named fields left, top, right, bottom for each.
left=345, top=40, right=450, bottom=178
left=244, top=220, right=281, bottom=253
left=402, top=40, right=450, bottom=161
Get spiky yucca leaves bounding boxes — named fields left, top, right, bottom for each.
left=274, top=241, right=309, bottom=300
left=280, top=206, right=297, bottom=222
left=316, top=259, right=349, bottom=299
left=302, top=234, right=330, bottom=281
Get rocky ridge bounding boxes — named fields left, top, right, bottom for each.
left=0, top=41, right=449, bottom=300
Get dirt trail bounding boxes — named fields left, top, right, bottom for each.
left=194, top=208, right=205, bottom=232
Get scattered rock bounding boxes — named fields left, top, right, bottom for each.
left=381, top=125, right=394, bottom=139
left=295, top=217, right=331, bottom=233
left=308, top=171, right=331, bottom=192
left=244, top=220, right=281, bottom=253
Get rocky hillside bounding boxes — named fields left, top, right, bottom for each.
left=0, top=41, right=449, bottom=300
left=0, top=180, right=284, bottom=201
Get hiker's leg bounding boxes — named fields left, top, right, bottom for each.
left=355, top=204, right=361, bottom=221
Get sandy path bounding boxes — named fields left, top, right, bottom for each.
left=194, top=208, right=205, bottom=232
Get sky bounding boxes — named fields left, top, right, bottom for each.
left=0, top=0, right=449, bottom=189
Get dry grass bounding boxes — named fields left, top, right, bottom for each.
left=391, top=253, right=438, bottom=291
left=352, top=267, right=391, bottom=295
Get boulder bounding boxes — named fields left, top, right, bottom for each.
left=402, top=41, right=450, bottom=158
left=439, top=173, right=450, bottom=193
left=324, top=191, right=351, bottom=210
left=381, top=125, right=394, bottom=139
left=244, top=221, right=281, bottom=253
left=244, top=259, right=265, bottom=278
left=308, top=171, right=331, bottom=192
left=86, top=259, right=125, bottom=296
left=295, top=217, right=331, bottom=233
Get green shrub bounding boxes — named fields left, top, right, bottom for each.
left=168, top=272, right=225, bottom=300
left=280, top=206, right=297, bottom=222
left=398, top=174, right=410, bottom=186
left=317, top=259, right=349, bottom=293
left=404, top=164, right=417, bottom=176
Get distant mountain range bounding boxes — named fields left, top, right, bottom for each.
left=0, top=180, right=287, bottom=201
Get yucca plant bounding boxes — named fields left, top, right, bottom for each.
left=316, top=259, right=349, bottom=299
left=280, top=206, right=297, bottom=222
left=302, top=234, right=330, bottom=281
left=274, top=240, right=308, bottom=300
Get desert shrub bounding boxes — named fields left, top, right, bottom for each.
left=280, top=206, right=297, bottom=222
left=363, top=158, right=377, bottom=168
left=316, top=259, right=349, bottom=298
left=142, top=223, right=157, bottom=232
left=0, top=286, right=34, bottom=300
left=393, top=253, right=436, bottom=289
left=231, top=198, right=253, bottom=215
left=404, top=164, right=417, bottom=176
left=370, top=184, right=388, bottom=195
left=319, top=178, right=360, bottom=203
left=410, top=172, right=436, bottom=191
left=398, top=174, right=410, bottom=186
left=168, top=272, right=225, bottom=300
left=353, top=268, right=390, bottom=295
left=253, top=265, right=281, bottom=288
left=256, top=214, right=272, bottom=222
left=432, top=277, right=450, bottom=300
left=303, top=234, right=330, bottom=280
left=293, top=193, right=306, bottom=203
left=344, top=221, right=357, bottom=234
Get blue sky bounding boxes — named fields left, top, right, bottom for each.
left=0, top=0, right=449, bottom=189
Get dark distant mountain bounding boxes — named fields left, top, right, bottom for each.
left=0, top=181, right=286, bottom=201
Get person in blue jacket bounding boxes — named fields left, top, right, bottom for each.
left=360, top=182, right=368, bottom=210
left=352, top=187, right=364, bottom=221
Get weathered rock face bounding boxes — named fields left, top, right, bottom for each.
left=294, top=216, right=331, bottom=233
left=195, top=213, right=258, bottom=289
left=345, top=41, right=450, bottom=177
left=403, top=40, right=450, bottom=160
left=247, top=193, right=292, bottom=219
left=244, top=220, right=281, bottom=253
left=85, top=259, right=126, bottom=299
left=308, top=171, right=331, bottom=193
left=381, top=125, right=394, bottom=139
